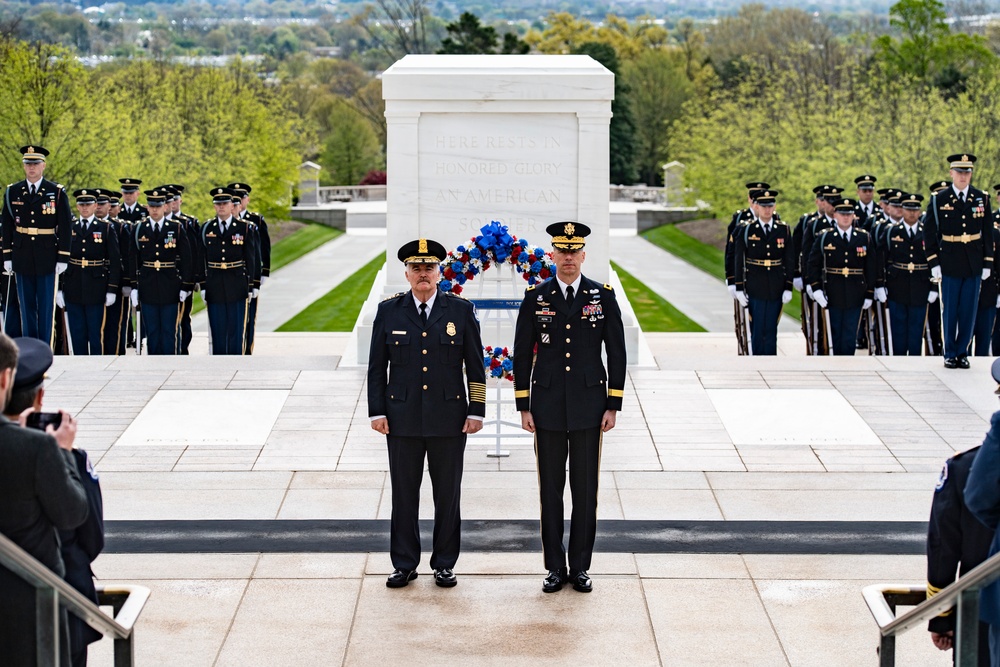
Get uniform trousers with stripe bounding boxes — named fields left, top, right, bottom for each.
left=103, top=296, right=127, bottom=355
left=141, top=303, right=178, bottom=355
left=941, top=275, right=980, bottom=359
left=535, top=426, right=601, bottom=573
left=207, top=300, right=246, bottom=355
left=16, top=272, right=55, bottom=345
left=65, top=302, right=104, bottom=355
left=888, top=301, right=926, bottom=356
left=972, top=301, right=997, bottom=357
left=747, top=297, right=781, bottom=355
left=828, top=306, right=863, bottom=356
left=386, top=434, right=465, bottom=571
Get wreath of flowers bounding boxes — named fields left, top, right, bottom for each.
left=484, top=345, right=514, bottom=382
left=439, top=221, right=555, bottom=295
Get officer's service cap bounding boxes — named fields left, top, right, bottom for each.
left=94, top=189, right=110, bottom=204
left=210, top=187, right=236, bottom=203
left=812, top=184, right=831, bottom=196
left=854, top=174, right=877, bottom=188
left=745, top=181, right=769, bottom=191
left=168, top=184, right=186, bottom=194
left=754, top=189, right=779, bottom=205
left=157, top=185, right=178, bottom=201
left=992, top=183, right=1000, bottom=195
left=547, top=221, right=591, bottom=251
left=227, top=182, right=252, bottom=195
left=230, top=194, right=242, bottom=204
left=12, top=337, right=52, bottom=392
left=948, top=153, right=976, bottom=171
left=822, top=186, right=844, bottom=201
left=109, top=190, right=122, bottom=204
left=20, top=145, right=49, bottom=164
left=73, top=189, right=97, bottom=204
left=833, top=198, right=857, bottom=213
left=929, top=180, right=952, bottom=194
left=143, top=189, right=167, bottom=206
left=748, top=188, right=766, bottom=200
left=900, top=193, right=924, bottom=210
left=397, top=239, right=446, bottom=265
left=887, top=189, right=904, bottom=205
left=119, top=178, right=142, bottom=192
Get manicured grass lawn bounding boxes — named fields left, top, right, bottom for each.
left=191, top=222, right=341, bottom=315
left=277, top=254, right=385, bottom=331
left=611, top=261, right=706, bottom=332
left=642, top=224, right=801, bottom=321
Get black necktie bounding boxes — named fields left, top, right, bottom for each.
left=29, top=184, right=36, bottom=196
left=419, top=302, right=427, bottom=325
left=960, top=192, right=966, bottom=204
left=566, top=285, right=575, bottom=303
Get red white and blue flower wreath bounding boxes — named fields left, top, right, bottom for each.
left=438, top=221, right=555, bottom=296
left=484, top=345, right=514, bottom=382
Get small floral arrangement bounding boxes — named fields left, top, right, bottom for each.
left=483, top=345, right=514, bottom=382
left=439, top=221, right=554, bottom=295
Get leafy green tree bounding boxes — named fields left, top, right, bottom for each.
left=319, top=100, right=384, bottom=185
left=501, top=32, right=530, bottom=55
left=438, top=12, right=498, bottom=54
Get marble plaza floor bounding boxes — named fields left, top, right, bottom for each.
left=48, top=332, right=995, bottom=666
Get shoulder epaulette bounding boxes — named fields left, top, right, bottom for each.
left=526, top=284, right=536, bottom=292
left=446, top=291, right=469, bottom=300
left=381, top=291, right=404, bottom=302
left=776, top=220, right=788, bottom=226
left=56, top=183, right=65, bottom=190
left=604, top=283, right=614, bottom=291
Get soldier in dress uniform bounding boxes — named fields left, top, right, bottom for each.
left=925, top=181, right=952, bottom=357
left=166, top=185, right=200, bottom=354
left=97, top=189, right=130, bottom=355
left=733, top=190, right=794, bottom=355
left=808, top=198, right=876, bottom=355
left=876, top=193, right=936, bottom=355
left=514, top=222, right=627, bottom=594
left=1, top=146, right=73, bottom=346
left=117, top=178, right=147, bottom=224
left=854, top=175, right=880, bottom=231
left=58, top=190, right=120, bottom=355
left=200, top=188, right=255, bottom=355
left=924, top=154, right=994, bottom=369
left=971, top=184, right=1000, bottom=357
left=128, top=189, right=193, bottom=355
left=725, top=181, right=769, bottom=294
left=367, top=239, right=485, bottom=589
left=229, top=183, right=270, bottom=355
left=792, top=185, right=828, bottom=292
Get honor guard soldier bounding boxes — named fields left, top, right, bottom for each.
left=200, top=188, right=255, bottom=355
left=514, top=222, right=627, bottom=594
left=58, top=190, right=121, bottom=355
left=97, top=189, right=130, bottom=355
left=734, top=190, right=794, bottom=355
left=229, top=182, right=270, bottom=354
left=808, top=198, right=876, bottom=355
left=725, top=181, right=769, bottom=293
left=876, top=193, right=936, bottom=355
left=1, top=146, right=73, bottom=346
left=226, top=187, right=261, bottom=353
left=367, top=239, right=485, bottom=589
left=971, top=184, right=1000, bottom=356
left=166, top=185, right=200, bottom=354
left=128, top=189, right=193, bottom=355
left=116, top=178, right=146, bottom=224
left=854, top=175, right=880, bottom=231
left=925, top=181, right=952, bottom=356
left=924, top=154, right=994, bottom=369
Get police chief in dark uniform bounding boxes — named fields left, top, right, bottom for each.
left=733, top=189, right=794, bottom=355
left=200, top=187, right=255, bottom=355
left=924, top=154, right=994, bottom=369
left=367, top=239, right=485, bottom=589
left=1, top=145, right=73, bottom=346
left=128, top=189, right=194, bottom=355
left=807, top=198, right=876, bottom=355
left=514, top=222, right=627, bottom=594
left=58, top=189, right=121, bottom=355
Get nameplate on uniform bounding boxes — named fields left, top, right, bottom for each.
left=749, top=234, right=761, bottom=241
left=391, top=330, right=407, bottom=335
left=824, top=244, right=835, bottom=250
left=940, top=204, right=954, bottom=211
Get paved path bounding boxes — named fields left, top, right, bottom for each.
left=610, top=234, right=799, bottom=333
left=192, top=232, right=386, bottom=333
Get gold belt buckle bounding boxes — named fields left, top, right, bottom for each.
left=961, top=233, right=971, bottom=243
left=27, top=227, right=38, bottom=235
left=907, top=262, right=914, bottom=272
left=841, top=267, right=849, bottom=277
left=153, top=260, right=161, bottom=270
left=220, top=262, right=228, bottom=270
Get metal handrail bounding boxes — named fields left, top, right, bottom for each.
left=863, top=550, right=1000, bottom=666
left=0, top=530, right=150, bottom=666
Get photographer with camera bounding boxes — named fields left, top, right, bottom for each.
left=0, top=332, right=88, bottom=666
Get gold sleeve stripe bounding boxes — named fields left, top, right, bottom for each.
left=608, top=389, right=624, bottom=398
left=515, top=390, right=530, bottom=398
left=468, top=382, right=486, bottom=391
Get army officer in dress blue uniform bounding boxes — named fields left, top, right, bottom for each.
left=924, top=154, right=994, bottom=369
left=58, top=189, right=121, bottom=355
left=807, top=198, right=877, bottom=355
left=368, top=239, right=485, bottom=589
left=514, top=222, right=627, bottom=594
left=1, top=145, right=73, bottom=346
left=733, top=189, right=794, bottom=355
left=128, top=189, right=194, bottom=355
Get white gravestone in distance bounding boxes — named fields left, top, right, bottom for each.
left=355, top=54, right=625, bottom=363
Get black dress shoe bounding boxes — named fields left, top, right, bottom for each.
left=434, top=568, right=457, bottom=588
left=542, top=568, right=568, bottom=593
left=958, top=355, right=971, bottom=369
left=944, top=357, right=959, bottom=369
left=570, top=570, right=592, bottom=593
left=386, top=568, right=418, bottom=588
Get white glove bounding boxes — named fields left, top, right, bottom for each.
left=122, top=286, right=132, bottom=296
left=813, top=290, right=828, bottom=308
left=201, top=290, right=207, bottom=303
left=179, top=290, right=190, bottom=302
left=55, top=290, right=65, bottom=309
left=105, top=292, right=116, bottom=307
left=781, top=290, right=792, bottom=304
left=251, top=288, right=259, bottom=299
left=3, top=260, right=11, bottom=274
left=130, top=290, right=139, bottom=308
left=793, top=277, right=803, bottom=291
left=863, top=298, right=873, bottom=310
left=261, top=276, right=268, bottom=286
left=806, top=284, right=814, bottom=298
left=55, top=262, right=67, bottom=275
left=984, top=268, right=993, bottom=281
left=928, top=291, right=939, bottom=304
left=727, top=283, right=737, bottom=299
left=875, top=287, right=887, bottom=303
left=931, top=266, right=942, bottom=281
left=996, top=295, right=1000, bottom=309
left=735, top=291, right=748, bottom=307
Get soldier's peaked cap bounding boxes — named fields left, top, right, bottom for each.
left=210, top=187, right=236, bottom=203
left=948, top=153, right=976, bottom=171
left=227, top=182, right=252, bottom=195
left=745, top=181, right=769, bottom=191
left=72, top=189, right=97, bottom=203
left=143, top=188, right=167, bottom=206
left=20, top=145, right=48, bottom=163
left=118, top=178, right=142, bottom=191
left=854, top=174, right=877, bottom=187
left=834, top=198, right=857, bottom=212
left=547, top=221, right=591, bottom=251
